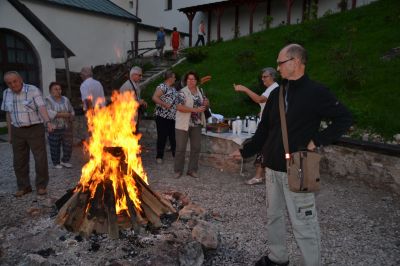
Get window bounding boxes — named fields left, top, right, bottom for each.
left=0, top=29, right=40, bottom=121
left=165, top=0, right=172, bottom=10
left=129, top=1, right=134, bottom=9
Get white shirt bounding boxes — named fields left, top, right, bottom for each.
left=119, top=79, right=141, bottom=100
left=1, top=83, right=46, bottom=127
left=260, top=82, right=279, bottom=116
left=80, top=77, right=105, bottom=110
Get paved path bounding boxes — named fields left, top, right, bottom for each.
left=0, top=138, right=399, bottom=265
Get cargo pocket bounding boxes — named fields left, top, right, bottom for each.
left=294, top=194, right=316, bottom=221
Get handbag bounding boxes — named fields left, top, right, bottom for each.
left=200, top=88, right=212, bottom=119
left=279, top=85, right=321, bottom=193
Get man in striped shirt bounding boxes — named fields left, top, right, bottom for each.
left=1, top=71, right=54, bottom=197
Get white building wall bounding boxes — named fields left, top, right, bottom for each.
left=119, top=0, right=378, bottom=45
left=0, top=0, right=55, bottom=96
left=23, top=0, right=137, bottom=72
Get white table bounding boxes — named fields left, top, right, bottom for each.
left=202, top=129, right=254, bottom=146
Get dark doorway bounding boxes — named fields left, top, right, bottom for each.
left=0, top=28, right=40, bottom=121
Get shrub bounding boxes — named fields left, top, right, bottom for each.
left=186, top=48, right=208, bottom=63
left=235, top=50, right=257, bottom=72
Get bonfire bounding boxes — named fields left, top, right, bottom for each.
left=55, top=91, right=176, bottom=238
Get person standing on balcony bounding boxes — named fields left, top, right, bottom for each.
left=195, top=20, right=206, bottom=47
left=155, top=26, right=166, bottom=57
left=1, top=71, right=54, bottom=197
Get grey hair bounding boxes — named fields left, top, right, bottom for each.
left=4, top=71, right=22, bottom=80
left=261, top=67, right=277, bottom=80
left=80, top=66, right=93, bottom=78
left=163, top=70, right=175, bottom=80
left=130, top=66, right=142, bottom=76
left=284, top=43, right=307, bottom=65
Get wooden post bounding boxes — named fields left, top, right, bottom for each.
left=283, top=0, right=295, bottom=25
left=352, top=0, right=357, bottom=9
left=207, top=10, right=212, bottom=44
left=234, top=5, right=239, bottom=38
left=246, top=1, right=258, bottom=34
left=63, top=50, right=72, bottom=99
left=267, top=0, right=272, bottom=28
left=184, top=11, right=196, bottom=47
left=214, top=6, right=225, bottom=41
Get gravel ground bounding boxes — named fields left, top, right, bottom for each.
left=0, top=137, right=399, bottom=266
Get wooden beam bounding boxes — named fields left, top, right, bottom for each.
left=352, top=0, right=357, bottom=9
left=207, top=10, right=212, bottom=44
left=234, top=5, right=239, bottom=38
left=184, top=11, right=196, bottom=47
left=63, top=50, right=72, bottom=99
left=283, top=0, right=296, bottom=25
left=214, top=6, right=225, bottom=41
left=246, top=1, right=258, bottom=34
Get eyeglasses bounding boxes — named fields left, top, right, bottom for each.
left=277, top=58, right=294, bottom=66
left=261, top=75, right=270, bottom=79
left=134, top=73, right=142, bottom=77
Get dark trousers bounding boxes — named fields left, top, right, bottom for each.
left=155, top=116, right=176, bottom=159
left=48, top=128, right=73, bottom=165
left=195, top=35, right=205, bottom=46
left=11, top=124, right=49, bottom=190
left=174, top=126, right=202, bottom=174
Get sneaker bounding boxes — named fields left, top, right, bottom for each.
left=245, top=176, right=264, bottom=185
left=173, top=172, right=182, bottom=179
left=14, top=187, right=32, bottom=197
left=37, top=188, right=47, bottom=195
left=156, top=158, right=163, bottom=164
left=255, top=256, right=289, bottom=266
left=187, top=171, right=199, bottom=178
left=54, top=164, right=63, bottom=169
left=60, top=162, right=72, bottom=168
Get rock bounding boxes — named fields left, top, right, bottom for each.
left=191, top=220, right=218, bottom=249
left=23, top=254, right=50, bottom=266
left=371, top=162, right=383, bottom=168
left=179, top=203, right=206, bottom=221
left=393, top=134, right=400, bottom=143
left=137, top=254, right=178, bottom=266
left=178, top=241, right=204, bottom=266
left=27, top=207, right=41, bottom=216
left=362, top=133, right=369, bottom=142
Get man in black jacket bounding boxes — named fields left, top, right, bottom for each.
left=232, top=44, right=352, bottom=266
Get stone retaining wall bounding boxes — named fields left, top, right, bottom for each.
left=74, top=117, right=400, bottom=194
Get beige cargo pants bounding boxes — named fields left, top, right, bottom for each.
left=265, top=168, right=321, bottom=266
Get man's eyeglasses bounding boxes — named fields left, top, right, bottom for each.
left=134, top=73, right=142, bottom=77
left=277, top=58, right=294, bottom=66
left=262, top=75, right=270, bottom=79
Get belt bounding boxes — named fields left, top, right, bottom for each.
left=15, top=124, right=41, bottom=129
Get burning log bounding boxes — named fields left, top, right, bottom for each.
left=56, top=146, right=176, bottom=238
left=55, top=92, right=177, bottom=238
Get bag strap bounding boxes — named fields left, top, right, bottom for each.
left=279, top=85, right=290, bottom=160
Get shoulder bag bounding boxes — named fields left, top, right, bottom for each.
left=279, top=85, right=321, bottom=193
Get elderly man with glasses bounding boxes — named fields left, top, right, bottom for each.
left=232, top=44, right=352, bottom=266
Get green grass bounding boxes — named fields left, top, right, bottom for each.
left=142, top=0, right=400, bottom=138
left=0, top=127, right=7, bottom=135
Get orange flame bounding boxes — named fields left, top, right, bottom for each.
left=78, top=91, right=147, bottom=214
